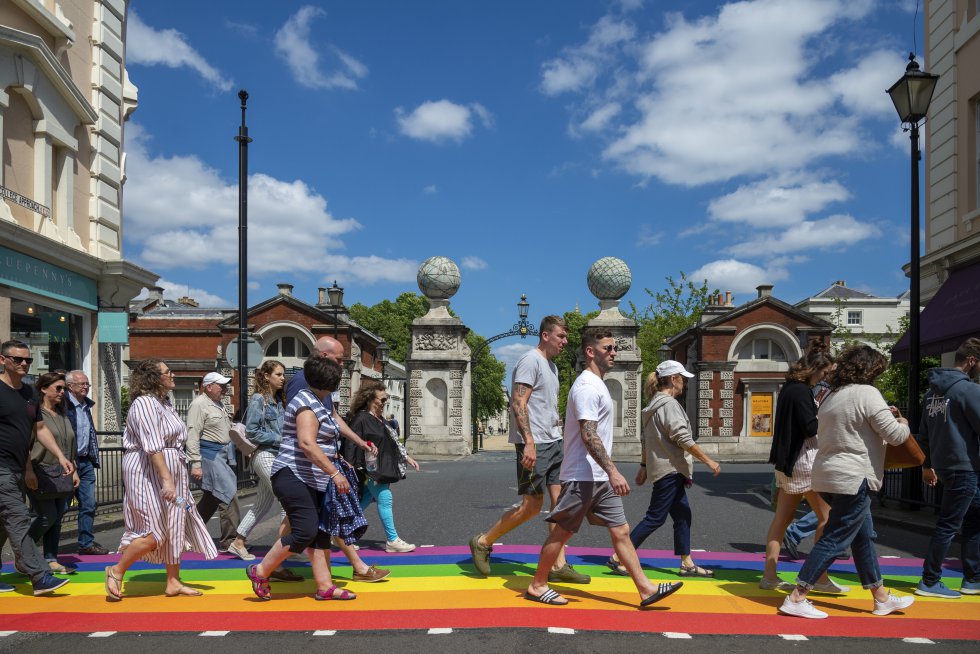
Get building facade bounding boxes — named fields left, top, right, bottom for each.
left=1, top=1, right=157, bottom=431
left=795, top=280, right=910, bottom=352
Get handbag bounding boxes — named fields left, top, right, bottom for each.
left=228, top=422, right=257, bottom=456
left=31, top=462, right=74, bottom=499
left=884, top=436, right=926, bottom=470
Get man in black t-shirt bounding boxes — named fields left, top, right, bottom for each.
left=0, top=340, right=75, bottom=595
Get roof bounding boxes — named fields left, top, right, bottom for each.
left=810, top=283, right=877, bottom=300
left=667, top=294, right=833, bottom=347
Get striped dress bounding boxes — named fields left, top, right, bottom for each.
left=271, top=388, right=340, bottom=492
left=118, top=395, right=218, bottom=564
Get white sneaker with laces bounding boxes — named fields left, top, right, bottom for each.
left=811, top=579, right=851, bottom=594
left=778, top=596, right=828, bottom=619
left=227, top=541, right=255, bottom=561
left=872, top=592, right=914, bottom=616
left=385, top=538, right=416, bottom=553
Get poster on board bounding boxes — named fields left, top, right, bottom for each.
left=749, top=393, right=773, bottom=437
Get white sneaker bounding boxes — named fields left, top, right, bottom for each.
left=385, top=538, right=416, bottom=553
left=226, top=541, right=255, bottom=561
left=811, top=579, right=851, bottom=594
left=759, top=577, right=795, bottom=591
left=872, top=592, right=914, bottom=616
left=778, top=596, right=828, bottom=619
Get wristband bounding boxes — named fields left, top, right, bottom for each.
left=329, top=470, right=341, bottom=479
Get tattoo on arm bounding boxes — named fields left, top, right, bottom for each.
left=580, top=420, right=613, bottom=474
left=512, top=384, right=533, bottom=443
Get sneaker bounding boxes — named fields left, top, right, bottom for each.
left=915, top=580, right=960, bottom=598
left=32, top=573, right=70, bottom=596
left=77, top=543, right=109, bottom=556
left=872, top=592, right=914, bottom=616
left=811, top=579, right=851, bottom=594
left=759, top=577, right=795, bottom=591
left=548, top=563, right=592, bottom=584
left=0, top=582, right=14, bottom=593
left=385, top=538, right=416, bottom=553
left=782, top=536, right=800, bottom=560
left=226, top=541, right=255, bottom=561
left=469, top=534, right=492, bottom=576
left=352, top=565, right=391, bottom=583
left=778, top=596, right=828, bottom=619
left=960, top=580, right=980, bottom=595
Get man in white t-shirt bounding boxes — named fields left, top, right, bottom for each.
left=469, top=316, right=589, bottom=584
left=524, top=328, right=683, bottom=607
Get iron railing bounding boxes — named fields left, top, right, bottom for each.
left=879, top=467, right=942, bottom=511
left=61, top=432, right=259, bottom=523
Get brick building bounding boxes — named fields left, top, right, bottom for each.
left=665, top=285, right=832, bottom=459
left=128, top=283, right=386, bottom=417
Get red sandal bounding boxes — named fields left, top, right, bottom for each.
left=314, top=585, right=356, bottom=601
left=246, top=564, right=271, bottom=600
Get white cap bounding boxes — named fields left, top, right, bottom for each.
left=203, top=372, right=232, bottom=386
left=656, top=360, right=694, bottom=378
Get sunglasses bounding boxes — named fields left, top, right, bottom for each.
left=160, top=369, right=175, bottom=376
left=4, top=355, right=33, bottom=365
left=600, top=344, right=618, bottom=353
left=52, top=386, right=66, bottom=392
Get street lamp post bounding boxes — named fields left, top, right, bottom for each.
left=658, top=340, right=672, bottom=364
left=377, top=342, right=390, bottom=381
left=235, top=90, right=252, bottom=414
left=887, top=52, right=939, bottom=432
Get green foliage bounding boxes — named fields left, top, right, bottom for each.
left=466, top=332, right=507, bottom=422
left=120, top=385, right=131, bottom=426
left=555, top=308, right=598, bottom=418
left=348, top=292, right=430, bottom=363
left=870, top=314, right=940, bottom=411
left=628, top=272, right=716, bottom=385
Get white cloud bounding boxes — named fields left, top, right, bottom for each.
left=134, top=279, right=230, bottom=307
left=636, top=225, right=663, bottom=247
left=321, top=256, right=419, bottom=284
left=579, top=103, right=622, bottom=133
left=461, top=256, right=488, bottom=270
left=127, top=12, right=233, bottom=91
left=829, top=49, right=908, bottom=118
left=708, top=175, right=851, bottom=228
left=423, top=185, right=438, bottom=194
left=690, top=259, right=789, bottom=294
left=124, top=124, right=408, bottom=284
left=395, top=100, right=492, bottom=143
left=541, top=15, right=636, bottom=96
left=274, top=6, right=368, bottom=90
left=727, top=214, right=881, bottom=257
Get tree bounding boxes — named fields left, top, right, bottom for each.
left=466, top=332, right=507, bottom=424
left=628, top=272, right=717, bottom=383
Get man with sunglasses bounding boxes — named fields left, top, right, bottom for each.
left=523, top=328, right=683, bottom=607
left=64, top=370, right=107, bottom=555
left=0, top=340, right=74, bottom=595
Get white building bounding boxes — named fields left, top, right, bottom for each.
left=795, top=281, right=910, bottom=352
left=1, top=1, right=157, bottom=429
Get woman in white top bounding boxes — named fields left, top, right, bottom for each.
left=779, top=345, right=915, bottom=620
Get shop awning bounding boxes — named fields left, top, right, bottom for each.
left=892, top=258, right=980, bottom=362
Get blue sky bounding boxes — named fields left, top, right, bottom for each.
left=124, top=0, right=924, bottom=369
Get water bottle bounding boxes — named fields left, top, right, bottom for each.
left=365, top=441, right=377, bottom=474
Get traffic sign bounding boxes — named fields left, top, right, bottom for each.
left=226, top=337, right=263, bottom=368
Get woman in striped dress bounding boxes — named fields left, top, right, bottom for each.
left=105, top=359, right=217, bottom=600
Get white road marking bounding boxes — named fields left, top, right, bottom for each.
left=881, top=555, right=900, bottom=559
left=779, top=634, right=808, bottom=641
left=313, top=630, right=336, bottom=636
left=663, top=632, right=692, bottom=639
left=420, top=544, right=435, bottom=548
left=428, top=628, right=453, bottom=634
left=902, top=638, right=935, bottom=644
left=0, top=632, right=16, bottom=637
left=548, top=627, right=575, bottom=635
left=88, top=632, right=116, bottom=638
left=200, top=631, right=229, bottom=637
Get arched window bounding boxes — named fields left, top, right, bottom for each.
left=264, top=336, right=310, bottom=359
left=737, top=338, right=787, bottom=362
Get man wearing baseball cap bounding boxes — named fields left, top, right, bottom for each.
left=186, top=371, right=241, bottom=552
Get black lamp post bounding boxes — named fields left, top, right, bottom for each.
left=326, top=281, right=343, bottom=338
left=658, top=340, right=672, bottom=364
left=377, top=342, right=390, bottom=381
left=234, top=90, right=252, bottom=415
left=887, top=52, right=939, bottom=431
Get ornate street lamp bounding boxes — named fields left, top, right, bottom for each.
left=658, top=340, right=672, bottom=364
left=377, top=342, right=390, bottom=381
left=887, top=52, right=938, bottom=430
left=515, top=294, right=534, bottom=338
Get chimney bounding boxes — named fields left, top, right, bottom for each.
left=834, top=280, right=846, bottom=287
left=147, top=286, right=164, bottom=302
left=277, top=283, right=294, bottom=297
left=317, top=287, right=327, bottom=306
left=177, top=296, right=199, bottom=307
left=757, top=284, right=774, bottom=298
left=725, top=291, right=733, bottom=306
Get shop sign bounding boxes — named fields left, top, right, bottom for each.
left=98, top=311, right=129, bottom=343
left=1, top=185, right=49, bottom=217
left=749, top=392, right=773, bottom=437
left=0, top=245, right=97, bottom=310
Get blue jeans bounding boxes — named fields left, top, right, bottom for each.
left=630, top=472, right=691, bottom=556
left=922, top=469, right=980, bottom=585
left=28, top=495, right=70, bottom=561
left=360, top=479, right=398, bottom=542
left=798, top=479, right=882, bottom=590
left=74, top=458, right=97, bottom=548
left=785, top=510, right=818, bottom=546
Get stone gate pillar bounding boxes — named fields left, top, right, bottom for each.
left=406, top=257, right=472, bottom=456
left=580, top=257, right=642, bottom=459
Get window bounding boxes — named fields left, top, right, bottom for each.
left=264, top=336, right=310, bottom=358
left=738, top=338, right=787, bottom=361
left=847, top=310, right=862, bottom=326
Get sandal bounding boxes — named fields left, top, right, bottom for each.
left=246, top=564, right=272, bottom=601
left=605, top=557, right=629, bottom=576
left=523, top=588, right=569, bottom=605
left=679, top=564, right=714, bottom=578
left=165, top=584, right=203, bottom=597
left=104, top=566, right=123, bottom=601
left=314, top=584, right=356, bottom=601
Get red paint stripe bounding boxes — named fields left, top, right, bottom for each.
left=2, top=609, right=977, bottom=639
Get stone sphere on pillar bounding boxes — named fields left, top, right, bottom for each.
left=587, top=256, right=632, bottom=301
left=417, top=256, right=462, bottom=300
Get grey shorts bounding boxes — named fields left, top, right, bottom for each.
left=515, top=440, right=563, bottom=495
left=545, top=481, right=627, bottom=534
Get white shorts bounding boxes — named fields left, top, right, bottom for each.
left=775, top=437, right=817, bottom=495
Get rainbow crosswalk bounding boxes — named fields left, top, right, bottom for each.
left=1, top=546, right=978, bottom=638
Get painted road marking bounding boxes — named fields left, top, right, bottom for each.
left=200, top=631, right=229, bottom=637
left=313, top=630, right=336, bottom=636
left=88, top=632, right=116, bottom=638
left=0, top=632, right=15, bottom=637
left=548, top=627, right=575, bottom=635
left=428, top=628, right=453, bottom=635
left=779, top=634, right=808, bottom=641
left=664, top=632, right=693, bottom=639
left=902, top=638, right=935, bottom=644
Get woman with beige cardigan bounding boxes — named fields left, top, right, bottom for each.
left=779, top=345, right=915, bottom=620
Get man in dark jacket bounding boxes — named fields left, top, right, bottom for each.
left=64, top=370, right=107, bottom=555
left=915, top=338, right=980, bottom=598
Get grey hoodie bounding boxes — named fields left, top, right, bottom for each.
left=916, top=368, right=980, bottom=472
left=641, top=392, right=696, bottom=484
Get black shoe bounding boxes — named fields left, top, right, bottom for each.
left=78, top=543, right=109, bottom=555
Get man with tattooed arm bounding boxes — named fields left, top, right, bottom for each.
left=469, top=316, right=590, bottom=584
left=523, top=328, right=683, bottom=607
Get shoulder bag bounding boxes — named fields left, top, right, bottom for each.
left=884, top=436, right=926, bottom=470
left=31, top=462, right=74, bottom=499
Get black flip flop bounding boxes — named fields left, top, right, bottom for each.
left=640, top=581, right=683, bottom=607
left=605, top=557, right=629, bottom=576
left=523, top=588, right=569, bottom=605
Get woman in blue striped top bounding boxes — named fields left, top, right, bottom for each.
left=245, top=356, right=376, bottom=601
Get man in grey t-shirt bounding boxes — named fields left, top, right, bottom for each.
left=469, top=316, right=590, bottom=584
